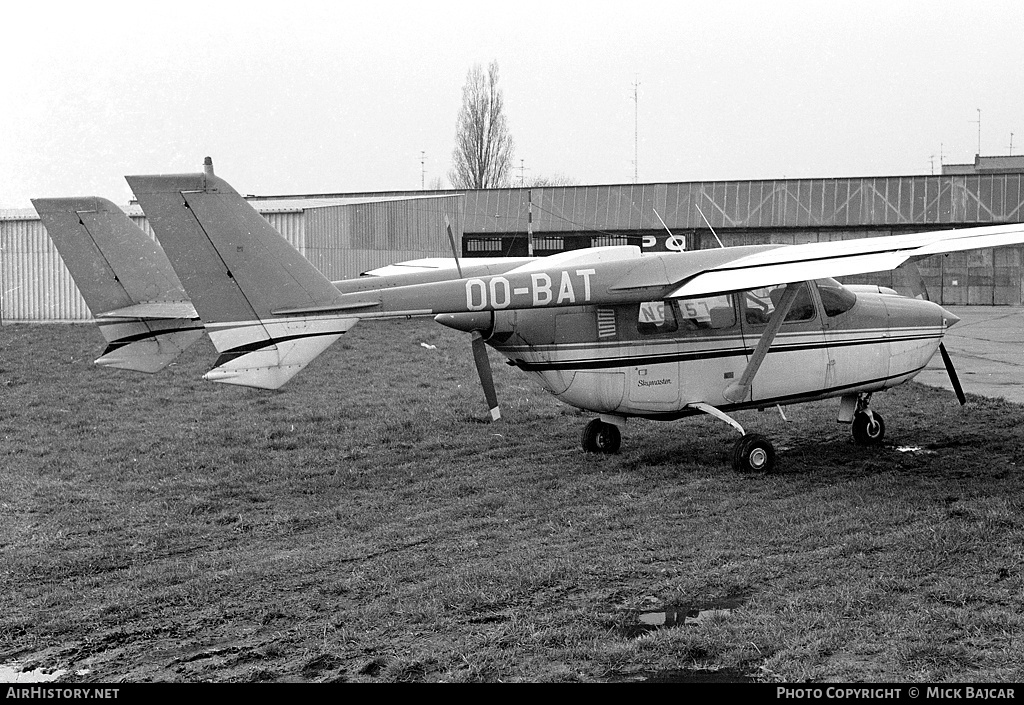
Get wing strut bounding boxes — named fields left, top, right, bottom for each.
left=723, top=282, right=800, bottom=403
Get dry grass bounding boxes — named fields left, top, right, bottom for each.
left=2, top=319, right=1024, bottom=682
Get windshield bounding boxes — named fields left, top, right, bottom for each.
left=815, top=278, right=857, bottom=316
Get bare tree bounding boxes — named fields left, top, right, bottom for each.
left=525, top=174, right=579, bottom=188
left=449, top=61, right=514, bottom=189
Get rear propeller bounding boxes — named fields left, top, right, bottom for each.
left=439, top=216, right=502, bottom=422
left=472, top=332, right=501, bottom=421
left=898, top=261, right=967, bottom=406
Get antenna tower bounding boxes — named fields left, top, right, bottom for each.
left=631, top=77, right=640, bottom=183
left=969, top=109, right=981, bottom=155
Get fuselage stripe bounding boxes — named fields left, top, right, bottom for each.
left=508, top=332, right=943, bottom=371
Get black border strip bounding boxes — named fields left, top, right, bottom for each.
left=213, top=330, right=346, bottom=367
left=100, top=325, right=206, bottom=354
left=510, top=334, right=942, bottom=372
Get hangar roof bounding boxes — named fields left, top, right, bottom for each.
left=248, top=172, right=1024, bottom=235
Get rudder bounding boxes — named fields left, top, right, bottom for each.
left=32, top=197, right=203, bottom=373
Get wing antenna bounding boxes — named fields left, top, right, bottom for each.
left=653, top=208, right=686, bottom=251
left=695, top=204, right=725, bottom=249
left=445, top=215, right=463, bottom=278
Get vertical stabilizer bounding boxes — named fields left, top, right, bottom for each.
left=125, top=163, right=357, bottom=389
left=32, top=197, right=204, bottom=373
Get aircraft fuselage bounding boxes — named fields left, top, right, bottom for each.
left=475, top=280, right=955, bottom=421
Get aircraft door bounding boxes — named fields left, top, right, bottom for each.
left=627, top=301, right=681, bottom=409
left=738, top=282, right=830, bottom=403
left=815, top=278, right=887, bottom=393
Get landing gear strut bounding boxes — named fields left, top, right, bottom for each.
left=851, top=393, right=885, bottom=445
left=581, top=418, right=621, bottom=454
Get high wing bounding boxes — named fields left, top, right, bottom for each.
left=31, top=197, right=204, bottom=373
left=664, top=224, right=1024, bottom=298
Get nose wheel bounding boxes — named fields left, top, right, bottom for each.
left=850, top=393, right=886, bottom=445
left=581, top=419, right=621, bottom=454
left=852, top=410, right=886, bottom=445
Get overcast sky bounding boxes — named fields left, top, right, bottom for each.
left=2, top=0, right=1022, bottom=208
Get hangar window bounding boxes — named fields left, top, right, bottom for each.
left=533, top=236, right=564, bottom=251
left=465, top=237, right=502, bottom=253
left=592, top=235, right=630, bottom=247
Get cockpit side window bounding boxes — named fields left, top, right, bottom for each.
left=815, top=278, right=858, bottom=317
left=743, top=282, right=815, bottom=326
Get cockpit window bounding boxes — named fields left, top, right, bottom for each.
left=815, top=278, right=857, bottom=317
left=743, top=282, right=815, bottom=326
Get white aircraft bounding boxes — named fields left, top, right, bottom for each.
left=36, top=164, right=1024, bottom=472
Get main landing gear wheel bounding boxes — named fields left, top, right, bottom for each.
left=581, top=419, right=621, bottom=454
left=852, top=410, right=886, bottom=445
left=732, top=433, right=775, bottom=473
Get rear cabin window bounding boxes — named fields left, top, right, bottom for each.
left=637, top=296, right=735, bottom=335
left=637, top=301, right=678, bottom=334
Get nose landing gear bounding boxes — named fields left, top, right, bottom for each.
left=850, top=393, right=886, bottom=445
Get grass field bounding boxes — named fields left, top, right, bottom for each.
left=3, top=319, right=1024, bottom=683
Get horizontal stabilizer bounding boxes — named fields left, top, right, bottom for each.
left=94, top=319, right=205, bottom=373
left=203, top=315, right=359, bottom=389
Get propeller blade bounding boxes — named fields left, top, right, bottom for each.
left=938, top=342, right=967, bottom=406
left=471, top=333, right=501, bottom=421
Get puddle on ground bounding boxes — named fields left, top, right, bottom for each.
left=621, top=595, right=747, bottom=639
left=0, top=662, right=69, bottom=683
left=638, top=606, right=733, bottom=628
left=895, top=446, right=937, bottom=455
left=633, top=667, right=756, bottom=683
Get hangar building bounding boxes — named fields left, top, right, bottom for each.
left=2, top=155, right=1023, bottom=321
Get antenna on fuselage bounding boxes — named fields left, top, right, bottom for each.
left=695, top=204, right=725, bottom=249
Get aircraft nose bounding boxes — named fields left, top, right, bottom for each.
left=940, top=307, right=961, bottom=328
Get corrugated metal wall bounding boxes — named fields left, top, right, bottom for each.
left=4, top=174, right=1024, bottom=320
left=1, top=214, right=91, bottom=321
left=464, top=175, right=1024, bottom=233
left=304, top=196, right=463, bottom=279
left=0, top=197, right=457, bottom=321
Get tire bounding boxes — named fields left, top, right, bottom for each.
left=581, top=419, right=622, bottom=454
left=852, top=410, right=885, bottom=445
left=732, top=433, right=775, bottom=473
